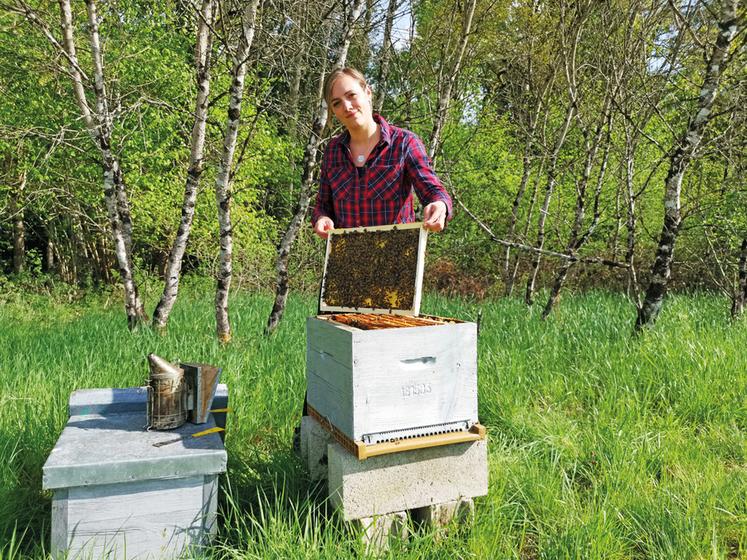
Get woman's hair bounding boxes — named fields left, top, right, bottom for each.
left=323, top=67, right=370, bottom=117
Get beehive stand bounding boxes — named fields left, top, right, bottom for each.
left=43, top=385, right=228, bottom=560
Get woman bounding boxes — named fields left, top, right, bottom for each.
left=311, top=67, right=452, bottom=238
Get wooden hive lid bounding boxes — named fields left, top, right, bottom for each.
left=319, top=222, right=428, bottom=316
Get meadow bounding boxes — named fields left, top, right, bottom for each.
left=0, top=286, right=745, bottom=559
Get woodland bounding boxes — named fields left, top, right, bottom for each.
left=0, top=0, right=745, bottom=334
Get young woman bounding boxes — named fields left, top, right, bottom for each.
left=311, top=67, right=452, bottom=239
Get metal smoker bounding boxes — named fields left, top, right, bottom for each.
left=146, top=353, right=222, bottom=430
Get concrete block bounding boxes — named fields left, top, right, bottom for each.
left=328, top=438, right=488, bottom=521
left=411, top=498, right=475, bottom=534
left=300, top=415, right=333, bottom=482
left=354, top=511, right=408, bottom=556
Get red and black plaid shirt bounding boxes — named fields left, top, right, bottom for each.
left=311, top=115, right=453, bottom=228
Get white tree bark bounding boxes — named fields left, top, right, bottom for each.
left=427, top=0, right=477, bottom=161
left=39, top=0, right=147, bottom=328
left=524, top=5, right=584, bottom=305
left=266, top=0, right=365, bottom=335
left=152, top=0, right=215, bottom=330
left=374, top=0, right=399, bottom=113
left=636, top=0, right=740, bottom=329
left=214, top=0, right=261, bottom=343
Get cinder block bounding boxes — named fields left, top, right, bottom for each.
left=354, top=511, right=409, bottom=556
left=300, top=415, right=333, bottom=481
left=328, top=438, right=488, bottom=521
left=411, top=498, right=475, bottom=533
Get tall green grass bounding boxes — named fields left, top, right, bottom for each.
left=0, top=289, right=745, bottom=558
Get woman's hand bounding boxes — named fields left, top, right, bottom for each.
left=423, top=201, right=447, bottom=232
left=314, top=217, right=335, bottom=239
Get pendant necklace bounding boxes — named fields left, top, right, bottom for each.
left=354, top=129, right=378, bottom=165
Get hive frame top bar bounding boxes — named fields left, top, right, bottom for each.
left=320, top=222, right=428, bottom=316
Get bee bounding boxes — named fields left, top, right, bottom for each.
left=323, top=227, right=419, bottom=310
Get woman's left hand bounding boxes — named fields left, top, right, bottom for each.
left=423, top=201, right=447, bottom=232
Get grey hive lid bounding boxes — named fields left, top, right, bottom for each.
left=43, top=412, right=226, bottom=490
left=320, top=222, right=428, bottom=316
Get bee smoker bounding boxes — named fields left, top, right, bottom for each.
left=146, top=353, right=222, bottom=430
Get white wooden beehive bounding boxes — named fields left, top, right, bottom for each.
left=43, top=386, right=228, bottom=560
left=306, top=223, right=479, bottom=446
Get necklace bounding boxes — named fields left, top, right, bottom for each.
left=352, top=127, right=379, bottom=165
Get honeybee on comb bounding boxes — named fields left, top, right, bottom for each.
left=322, top=226, right=421, bottom=311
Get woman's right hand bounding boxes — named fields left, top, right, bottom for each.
left=314, top=217, right=335, bottom=239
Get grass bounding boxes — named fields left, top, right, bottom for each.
left=0, top=287, right=745, bottom=558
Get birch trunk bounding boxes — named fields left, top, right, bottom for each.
left=506, top=161, right=543, bottom=296
left=524, top=8, right=583, bottom=306
left=623, top=129, right=641, bottom=308
left=214, top=0, right=261, bottom=343
left=11, top=169, right=26, bottom=274
left=731, top=238, right=747, bottom=319
left=524, top=100, right=575, bottom=305
left=266, top=0, right=365, bottom=335
left=636, top=0, right=739, bottom=329
left=542, top=93, right=612, bottom=318
left=428, top=0, right=476, bottom=161
left=152, top=0, right=215, bottom=331
left=504, top=78, right=553, bottom=295
left=374, top=0, right=398, bottom=113
left=57, top=0, right=147, bottom=328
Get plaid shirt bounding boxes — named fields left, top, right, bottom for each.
left=311, top=115, right=452, bottom=228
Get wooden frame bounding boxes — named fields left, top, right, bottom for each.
left=320, top=222, right=428, bottom=316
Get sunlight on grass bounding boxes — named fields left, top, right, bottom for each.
left=0, top=290, right=745, bottom=558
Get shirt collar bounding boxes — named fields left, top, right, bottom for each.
left=339, top=113, right=392, bottom=147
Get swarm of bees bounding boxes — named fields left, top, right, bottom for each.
left=322, top=227, right=419, bottom=310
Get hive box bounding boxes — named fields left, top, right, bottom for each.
left=43, top=386, right=228, bottom=559
left=307, top=223, right=478, bottom=446
left=307, top=315, right=477, bottom=444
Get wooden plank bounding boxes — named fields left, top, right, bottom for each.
left=308, top=405, right=486, bottom=461
left=65, top=476, right=205, bottom=559
left=306, top=371, right=351, bottom=439
left=50, top=489, right=68, bottom=560
left=306, top=317, right=353, bottom=366
left=362, top=424, right=486, bottom=459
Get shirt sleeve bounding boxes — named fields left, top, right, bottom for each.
left=403, top=134, right=453, bottom=220
left=311, top=146, right=334, bottom=226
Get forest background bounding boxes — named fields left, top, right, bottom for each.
left=0, top=0, right=744, bottom=334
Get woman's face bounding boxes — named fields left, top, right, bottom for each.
left=329, top=74, right=373, bottom=131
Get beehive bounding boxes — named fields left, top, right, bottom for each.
left=43, top=386, right=228, bottom=559
left=307, top=223, right=480, bottom=455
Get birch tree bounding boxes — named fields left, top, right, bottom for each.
left=428, top=0, right=477, bottom=161
left=214, top=0, right=261, bottom=343
left=265, top=0, right=365, bottom=335
left=374, top=0, right=399, bottom=113
left=152, top=0, right=215, bottom=331
left=636, top=0, right=741, bottom=329
left=12, top=0, right=147, bottom=328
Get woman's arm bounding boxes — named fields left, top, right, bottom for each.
left=403, top=134, right=453, bottom=228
